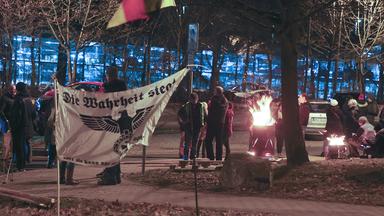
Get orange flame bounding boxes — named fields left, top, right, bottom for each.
left=249, top=95, right=275, bottom=127
left=327, top=135, right=345, bottom=146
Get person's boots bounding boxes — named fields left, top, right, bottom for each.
left=65, top=167, right=79, bottom=185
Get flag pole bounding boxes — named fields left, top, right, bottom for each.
left=57, top=159, right=60, bottom=216
left=187, top=22, right=199, bottom=215
left=54, top=79, right=60, bottom=216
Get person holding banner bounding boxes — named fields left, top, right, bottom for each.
left=97, top=66, right=127, bottom=185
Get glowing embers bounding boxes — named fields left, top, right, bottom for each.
left=249, top=95, right=275, bottom=127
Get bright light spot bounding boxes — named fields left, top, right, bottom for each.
left=327, top=135, right=345, bottom=146
left=247, top=151, right=256, bottom=156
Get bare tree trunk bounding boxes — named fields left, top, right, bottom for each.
left=122, top=46, right=128, bottom=82
left=280, top=0, right=309, bottom=167
left=142, top=37, right=152, bottom=86
left=332, top=7, right=343, bottom=96
left=268, top=53, right=273, bottom=89
left=66, top=49, right=72, bottom=83
left=81, top=50, right=85, bottom=81
left=30, top=35, right=36, bottom=87
left=72, top=49, right=79, bottom=82
left=323, top=59, right=331, bottom=100
left=252, top=53, right=256, bottom=84
left=310, top=59, right=315, bottom=98
left=357, top=57, right=365, bottom=95
left=5, top=39, right=12, bottom=85
left=332, top=57, right=339, bottom=95
left=56, top=45, right=67, bottom=85
left=13, top=40, right=17, bottom=84
left=210, top=40, right=221, bottom=90
left=234, top=56, right=239, bottom=85
left=377, top=62, right=384, bottom=102
left=242, top=43, right=250, bottom=92
left=37, top=35, right=42, bottom=86
left=304, top=17, right=311, bottom=94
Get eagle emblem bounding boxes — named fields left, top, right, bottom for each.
left=79, top=106, right=153, bottom=155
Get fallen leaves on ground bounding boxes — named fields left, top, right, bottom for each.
left=126, top=158, right=384, bottom=206
left=0, top=197, right=277, bottom=216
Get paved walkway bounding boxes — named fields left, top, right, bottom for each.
left=1, top=160, right=384, bottom=216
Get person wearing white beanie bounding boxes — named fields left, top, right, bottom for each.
left=323, top=98, right=344, bottom=156
left=330, top=99, right=338, bottom=107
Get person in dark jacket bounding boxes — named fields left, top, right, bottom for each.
left=325, top=99, right=344, bottom=136
left=205, top=86, right=228, bottom=161
left=10, top=82, right=35, bottom=171
left=0, top=85, right=16, bottom=164
left=45, top=99, right=56, bottom=169
left=272, top=100, right=284, bottom=157
left=343, top=99, right=361, bottom=157
left=179, top=93, right=206, bottom=159
left=366, top=94, right=379, bottom=125
left=298, top=93, right=310, bottom=128
left=98, top=66, right=127, bottom=185
left=223, top=102, right=234, bottom=159
left=322, top=99, right=344, bottom=157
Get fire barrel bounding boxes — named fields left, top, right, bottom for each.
left=249, top=125, right=275, bottom=156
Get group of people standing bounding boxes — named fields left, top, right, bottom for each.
left=325, top=94, right=384, bottom=157
left=178, top=86, right=234, bottom=161
left=0, top=83, right=35, bottom=172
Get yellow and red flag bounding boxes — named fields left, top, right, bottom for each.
left=107, top=0, right=176, bottom=29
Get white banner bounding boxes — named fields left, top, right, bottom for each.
left=55, top=68, right=188, bottom=167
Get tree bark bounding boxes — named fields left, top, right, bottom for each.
left=280, top=0, right=309, bottom=167
left=378, top=62, right=384, bottom=102
left=56, top=44, right=67, bottom=85
left=72, top=50, right=79, bottom=82
left=323, top=59, right=331, bottom=100
left=242, top=43, right=250, bottom=92
left=332, top=58, right=339, bottom=95
left=268, top=53, right=273, bottom=89
left=309, top=59, right=315, bottom=98
left=122, top=46, right=128, bottom=82
left=37, top=35, right=42, bottom=86
left=30, top=35, right=36, bottom=87
left=210, top=40, right=221, bottom=91
left=13, top=40, right=17, bottom=84
left=234, top=56, right=239, bottom=86
left=66, top=49, right=72, bottom=83
left=304, top=17, right=311, bottom=94
left=142, top=37, right=152, bottom=86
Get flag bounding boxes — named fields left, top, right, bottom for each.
left=107, top=0, right=176, bottom=29
left=55, top=68, right=188, bottom=167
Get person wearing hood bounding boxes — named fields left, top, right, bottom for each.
left=366, top=94, right=379, bottom=125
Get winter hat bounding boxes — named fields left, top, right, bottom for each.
left=347, top=99, right=358, bottom=108
left=16, top=82, right=27, bottom=92
left=358, top=93, right=365, bottom=101
left=330, top=99, right=338, bottom=107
